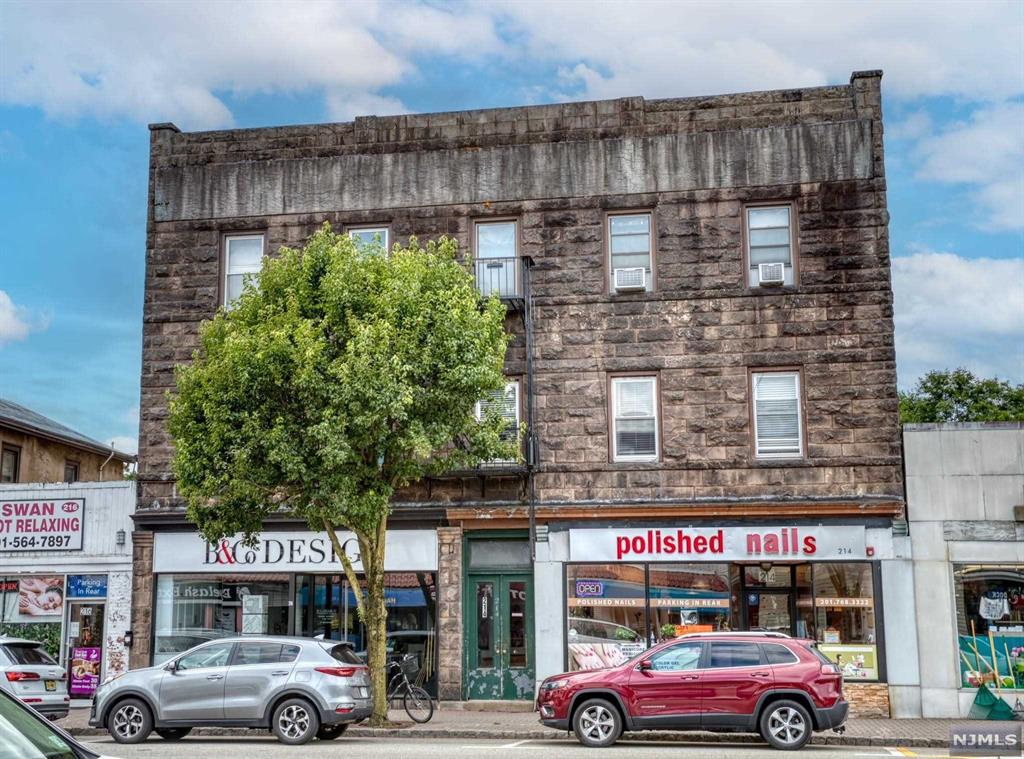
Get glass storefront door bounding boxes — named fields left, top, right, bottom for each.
left=65, top=601, right=104, bottom=698
left=745, top=591, right=792, bottom=634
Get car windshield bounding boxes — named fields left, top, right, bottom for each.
left=2, top=645, right=56, bottom=666
left=325, top=644, right=361, bottom=664
left=0, top=692, right=78, bottom=759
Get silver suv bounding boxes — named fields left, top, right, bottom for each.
left=90, top=636, right=371, bottom=745
left=0, top=637, right=69, bottom=721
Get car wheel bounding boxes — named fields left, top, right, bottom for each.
left=316, top=723, right=348, bottom=740
left=760, top=699, right=812, bottom=750
left=107, top=698, right=153, bottom=744
left=272, top=698, right=320, bottom=745
left=572, top=698, right=622, bottom=748
left=155, top=727, right=192, bottom=740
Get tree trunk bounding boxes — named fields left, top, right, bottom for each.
left=362, top=539, right=389, bottom=725
left=325, top=518, right=390, bottom=726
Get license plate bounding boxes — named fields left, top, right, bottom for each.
left=357, top=687, right=369, bottom=699
left=44, top=680, right=56, bottom=692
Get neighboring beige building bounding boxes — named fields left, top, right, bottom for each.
left=0, top=398, right=134, bottom=483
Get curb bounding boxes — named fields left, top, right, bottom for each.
left=67, top=725, right=949, bottom=748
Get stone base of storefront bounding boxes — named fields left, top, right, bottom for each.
left=436, top=526, right=463, bottom=701
left=845, top=683, right=890, bottom=718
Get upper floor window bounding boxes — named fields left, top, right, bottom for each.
left=474, top=220, right=519, bottom=298
left=224, top=234, right=265, bottom=308
left=1, top=445, right=19, bottom=483
left=63, top=461, right=79, bottom=483
left=609, top=213, right=653, bottom=293
left=746, top=205, right=795, bottom=287
left=611, top=376, right=659, bottom=462
left=475, top=380, right=521, bottom=463
left=348, top=227, right=389, bottom=254
left=752, top=371, right=803, bottom=458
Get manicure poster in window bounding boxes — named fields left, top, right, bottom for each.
left=818, top=644, right=877, bottom=680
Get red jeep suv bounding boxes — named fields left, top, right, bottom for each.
left=537, top=632, right=847, bottom=750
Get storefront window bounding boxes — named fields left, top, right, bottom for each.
left=154, top=574, right=290, bottom=664
left=564, top=560, right=881, bottom=681
left=296, top=572, right=437, bottom=694
left=813, top=562, right=877, bottom=680
left=0, top=576, right=64, bottom=659
left=648, top=564, right=732, bottom=641
left=566, top=564, right=647, bottom=670
left=954, top=564, right=1024, bottom=690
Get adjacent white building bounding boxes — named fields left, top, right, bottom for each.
left=0, top=481, right=135, bottom=701
left=902, top=423, right=1024, bottom=717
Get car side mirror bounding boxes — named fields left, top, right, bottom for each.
left=638, top=659, right=653, bottom=671
left=164, top=661, right=177, bottom=672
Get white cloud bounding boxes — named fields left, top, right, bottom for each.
left=3, top=0, right=1020, bottom=130
left=490, top=0, right=1023, bottom=103
left=893, top=249, right=1024, bottom=386
left=0, top=290, right=44, bottom=346
left=0, top=1, right=492, bottom=129
left=907, top=102, right=1024, bottom=231
left=107, top=435, right=139, bottom=456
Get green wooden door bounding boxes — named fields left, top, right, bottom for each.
left=465, top=573, right=534, bottom=699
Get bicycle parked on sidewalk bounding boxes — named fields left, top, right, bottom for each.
left=387, top=653, right=434, bottom=723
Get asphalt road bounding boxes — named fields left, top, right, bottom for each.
left=80, top=736, right=967, bottom=759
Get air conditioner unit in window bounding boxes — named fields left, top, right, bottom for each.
left=757, top=262, right=786, bottom=286
left=613, top=267, right=646, bottom=292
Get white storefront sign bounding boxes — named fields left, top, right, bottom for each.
left=569, top=525, right=868, bottom=562
left=0, top=498, right=85, bottom=551
left=152, top=529, right=438, bottom=573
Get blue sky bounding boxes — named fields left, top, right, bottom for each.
left=1, top=0, right=1022, bottom=454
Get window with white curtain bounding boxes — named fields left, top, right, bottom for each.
left=611, top=376, right=658, bottom=461
left=752, top=371, right=803, bottom=457
left=746, top=206, right=794, bottom=286
left=475, top=380, right=520, bottom=462
left=349, top=227, right=389, bottom=254
left=609, top=213, right=653, bottom=291
left=224, top=234, right=265, bottom=308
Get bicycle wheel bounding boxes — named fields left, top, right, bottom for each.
left=403, top=685, right=434, bottom=723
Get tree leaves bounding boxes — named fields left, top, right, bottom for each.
left=168, top=224, right=514, bottom=543
left=899, top=368, right=1024, bottom=423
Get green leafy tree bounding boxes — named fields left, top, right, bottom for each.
left=168, top=226, right=514, bottom=724
left=899, top=368, right=1024, bottom=423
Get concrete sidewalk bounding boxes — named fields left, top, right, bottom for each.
left=58, top=706, right=1013, bottom=748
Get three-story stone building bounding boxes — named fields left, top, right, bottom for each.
left=133, top=70, right=904, bottom=714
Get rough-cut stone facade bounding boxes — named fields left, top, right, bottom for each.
left=133, top=72, right=904, bottom=704
left=138, top=70, right=902, bottom=518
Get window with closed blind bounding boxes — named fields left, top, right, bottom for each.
left=475, top=380, right=520, bottom=463
left=752, top=371, right=803, bottom=458
left=611, top=376, right=659, bottom=462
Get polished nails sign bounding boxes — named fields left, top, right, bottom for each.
left=569, top=526, right=867, bottom=562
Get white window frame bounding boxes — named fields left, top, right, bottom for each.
left=223, top=233, right=265, bottom=309
left=746, top=204, right=795, bottom=287
left=752, top=370, right=803, bottom=459
left=608, top=212, right=653, bottom=292
left=473, top=219, right=520, bottom=298
left=611, top=375, right=659, bottom=463
left=475, top=380, right=521, bottom=463
left=348, top=226, right=390, bottom=253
